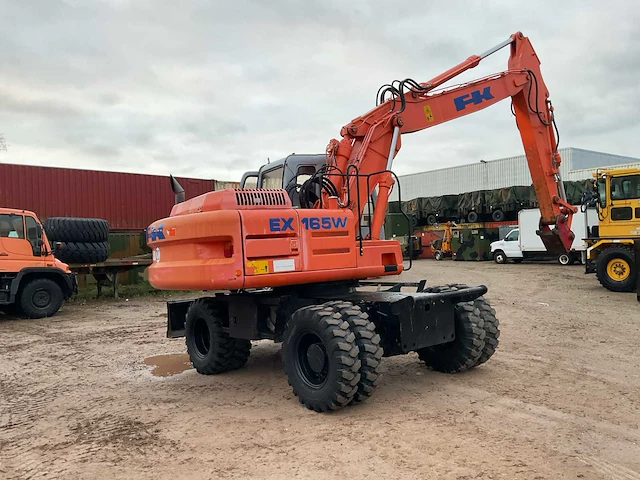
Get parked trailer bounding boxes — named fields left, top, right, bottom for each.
left=68, top=254, right=152, bottom=298
left=490, top=207, right=598, bottom=265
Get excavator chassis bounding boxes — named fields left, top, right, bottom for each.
left=164, top=280, right=496, bottom=411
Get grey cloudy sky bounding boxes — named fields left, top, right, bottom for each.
left=1, top=0, right=639, bottom=181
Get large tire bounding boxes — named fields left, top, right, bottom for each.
left=282, top=305, right=361, bottom=412
left=185, top=299, right=251, bottom=374
left=491, top=209, right=505, bottom=222
left=52, top=241, right=109, bottom=264
left=44, top=217, right=109, bottom=243
left=417, top=284, right=499, bottom=372
left=323, top=301, right=383, bottom=404
left=595, top=246, right=636, bottom=293
left=467, top=211, right=479, bottom=223
left=493, top=250, right=507, bottom=264
left=426, top=214, right=437, bottom=225
left=19, top=278, right=64, bottom=319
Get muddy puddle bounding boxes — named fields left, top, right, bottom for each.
left=143, top=353, right=192, bottom=377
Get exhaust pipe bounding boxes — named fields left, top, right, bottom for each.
left=170, top=175, right=185, bottom=204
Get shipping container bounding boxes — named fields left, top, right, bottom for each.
left=391, top=148, right=640, bottom=201
left=451, top=227, right=501, bottom=261
left=0, top=163, right=237, bottom=230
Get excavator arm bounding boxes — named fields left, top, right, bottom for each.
left=324, top=31, right=576, bottom=253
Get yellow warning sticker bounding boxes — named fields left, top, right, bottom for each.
left=423, top=105, right=434, bottom=122
left=246, top=260, right=269, bottom=275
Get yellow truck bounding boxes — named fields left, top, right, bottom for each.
left=585, top=167, right=639, bottom=292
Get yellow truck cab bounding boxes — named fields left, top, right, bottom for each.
left=585, top=168, right=640, bottom=292
left=0, top=208, right=76, bottom=317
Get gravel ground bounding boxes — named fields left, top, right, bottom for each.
left=1, top=260, right=639, bottom=480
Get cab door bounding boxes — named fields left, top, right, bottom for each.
left=0, top=214, right=44, bottom=269
left=502, top=229, right=523, bottom=258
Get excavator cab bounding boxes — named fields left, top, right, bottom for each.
left=239, top=154, right=326, bottom=208
left=238, top=154, right=396, bottom=241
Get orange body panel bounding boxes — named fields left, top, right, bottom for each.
left=147, top=191, right=403, bottom=291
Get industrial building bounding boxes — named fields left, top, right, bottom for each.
left=391, top=148, right=640, bottom=201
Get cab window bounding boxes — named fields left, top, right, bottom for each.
left=597, top=177, right=607, bottom=206
left=295, top=165, right=316, bottom=186
left=243, top=177, right=258, bottom=189
left=505, top=230, right=519, bottom=241
left=610, top=174, right=640, bottom=200
left=261, top=166, right=284, bottom=189
left=0, top=214, right=25, bottom=239
left=25, top=216, right=40, bottom=255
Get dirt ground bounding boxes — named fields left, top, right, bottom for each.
left=1, top=260, right=639, bottom=480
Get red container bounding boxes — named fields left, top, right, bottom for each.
left=0, top=163, right=230, bottom=230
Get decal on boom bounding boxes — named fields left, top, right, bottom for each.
left=453, top=86, right=494, bottom=111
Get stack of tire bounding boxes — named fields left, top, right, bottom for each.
left=43, top=217, right=110, bottom=264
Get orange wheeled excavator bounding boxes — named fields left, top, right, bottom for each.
left=147, top=32, right=576, bottom=412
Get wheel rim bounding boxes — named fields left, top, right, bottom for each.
left=496, top=253, right=504, bottom=263
left=559, top=254, right=570, bottom=265
left=295, top=331, right=328, bottom=388
left=606, top=258, right=630, bottom=281
left=193, top=317, right=211, bottom=357
left=32, top=288, right=51, bottom=308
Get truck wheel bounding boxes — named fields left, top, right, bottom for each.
left=558, top=253, right=571, bottom=266
left=44, top=217, right=109, bottom=243
left=417, top=284, right=499, bottom=372
left=185, top=299, right=250, bottom=374
left=492, top=210, right=505, bottom=222
left=595, top=246, right=636, bottom=293
left=323, top=301, right=383, bottom=404
left=282, top=305, right=361, bottom=412
left=19, top=278, right=64, bottom=318
left=467, top=211, right=478, bottom=223
left=434, top=250, right=443, bottom=261
left=493, top=250, right=507, bottom=264
left=426, top=214, right=437, bottom=225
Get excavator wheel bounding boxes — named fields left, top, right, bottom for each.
left=434, top=250, right=444, bottom=261
left=185, top=299, right=251, bottom=374
left=595, top=246, right=637, bottom=293
left=323, top=301, right=383, bottom=404
left=416, top=284, right=499, bottom=372
left=282, top=304, right=361, bottom=412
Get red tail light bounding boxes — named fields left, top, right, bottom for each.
left=223, top=241, right=234, bottom=258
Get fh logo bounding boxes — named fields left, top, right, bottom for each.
left=147, top=224, right=165, bottom=241
left=269, top=217, right=294, bottom=232
left=453, top=87, right=494, bottom=111
left=146, top=224, right=176, bottom=242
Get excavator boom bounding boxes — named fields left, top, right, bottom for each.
left=325, top=31, right=575, bottom=253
